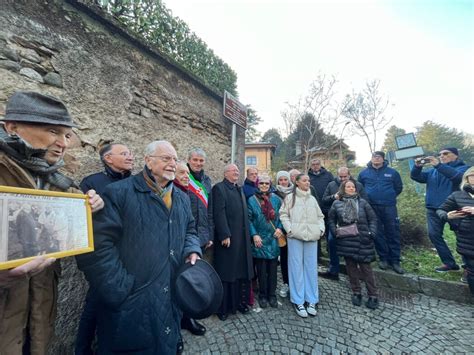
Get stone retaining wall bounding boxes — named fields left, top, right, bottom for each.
left=0, top=1, right=243, bottom=352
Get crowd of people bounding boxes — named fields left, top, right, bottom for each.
left=0, top=91, right=473, bottom=355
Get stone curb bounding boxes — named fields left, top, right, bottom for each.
left=320, top=257, right=473, bottom=305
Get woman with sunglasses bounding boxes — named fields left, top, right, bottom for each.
left=279, top=174, right=325, bottom=318
left=247, top=174, right=284, bottom=308
left=437, top=167, right=474, bottom=294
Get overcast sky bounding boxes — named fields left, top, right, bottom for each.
left=165, top=0, right=473, bottom=164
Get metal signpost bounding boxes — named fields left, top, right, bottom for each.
left=223, top=90, right=247, bottom=163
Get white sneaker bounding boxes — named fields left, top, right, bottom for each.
left=306, top=303, right=317, bottom=316
left=279, top=284, right=289, bottom=297
left=294, top=304, right=308, bottom=318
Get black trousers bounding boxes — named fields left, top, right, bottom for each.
left=254, top=258, right=278, bottom=300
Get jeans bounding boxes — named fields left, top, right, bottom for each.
left=372, top=204, right=401, bottom=264
left=327, top=230, right=340, bottom=274
left=426, top=208, right=457, bottom=267
left=287, top=238, right=319, bottom=305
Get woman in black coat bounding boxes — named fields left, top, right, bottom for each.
left=328, top=179, right=379, bottom=309
left=437, top=167, right=474, bottom=295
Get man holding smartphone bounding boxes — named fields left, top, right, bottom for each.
left=410, top=147, right=469, bottom=272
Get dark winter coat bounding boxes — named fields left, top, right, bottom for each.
left=358, top=161, right=403, bottom=206
left=411, top=159, right=469, bottom=209
left=242, top=178, right=258, bottom=199
left=76, top=172, right=201, bottom=355
left=188, top=167, right=214, bottom=247
left=248, top=193, right=282, bottom=259
left=437, top=189, right=474, bottom=258
left=308, top=167, right=334, bottom=212
left=79, top=164, right=131, bottom=195
left=212, top=179, right=254, bottom=282
left=328, top=197, right=378, bottom=263
left=322, top=178, right=368, bottom=211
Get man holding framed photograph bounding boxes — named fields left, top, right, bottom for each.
left=0, top=91, right=104, bottom=355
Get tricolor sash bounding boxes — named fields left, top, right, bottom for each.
left=188, top=173, right=208, bottom=207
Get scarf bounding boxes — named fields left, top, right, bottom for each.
left=142, top=166, right=173, bottom=210
left=104, top=163, right=131, bottom=179
left=276, top=184, right=293, bottom=196
left=255, top=190, right=275, bottom=221
left=0, top=128, right=76, bottom=190
left=340, top=193, right=359, bottom=224
left=463, top=184, right=474, bottom=195
left=173, top=178, right=188, bottom=193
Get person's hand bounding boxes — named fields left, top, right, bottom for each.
left=447, top=210, right=466, bottom=219
left=426, top=156, right=439, bottom=167
left=185, top=252, right=200, bottom=265
left=222, top=237, right=231, bottom=248
left=86, top=190, right=104, bottom=213
left=273, top=228, right=283, bottom=239
left=334, top=193, right=340, bottom=200
left=0, top=257, right=56, bottom=287
left=205, top=240, right=213, bottom=249
left=461, top=206, right=474, bottom=215
left=253, top=235, right=263, bottom=248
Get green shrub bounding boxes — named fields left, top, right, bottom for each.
left=397, top=184, right=428, bottom=247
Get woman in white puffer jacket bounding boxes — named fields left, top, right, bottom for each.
left=279, top=173, right=325, bottom=318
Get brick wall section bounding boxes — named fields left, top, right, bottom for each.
left=0, top=1, right=244, bottom=352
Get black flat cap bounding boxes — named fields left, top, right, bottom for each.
left=2, top=91, right=78, bottom=127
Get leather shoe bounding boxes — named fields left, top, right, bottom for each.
left=391, top=263, right=405, bottom=275
left=268, top=297, right=278, bottom=308
left=319, top=271, right=339, bottom=281
left=176, top=339, right=184, bottom=354
left=237, top=304, right=250, bottom=314
left=181, top=317, right=206, bottom=336
left=217, top=313, right=228, bottom=321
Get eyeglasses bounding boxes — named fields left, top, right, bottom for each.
left=372, top=155, right=383, bottom=158
left=107, top=152, right=133, bottom=157
left=439, top=152, right=451, bottom=156
left=148, top=155, right=178, bottom=163
left=259, top=182, right=270, bottom=185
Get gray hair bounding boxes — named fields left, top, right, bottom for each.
left=176, top=160, right=188, bottom=169
left=337, top=167, right=350, bottom=175
left=144, top=140, right=171, bottom=156
left=187, top=147, right=207, bottom=160
left=224, top=163, right=239, bottom=173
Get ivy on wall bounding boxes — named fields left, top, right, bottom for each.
left=82, top=0, right=238, bottom=95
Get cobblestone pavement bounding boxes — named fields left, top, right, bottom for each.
left=182, top=273, right=474, bottom=354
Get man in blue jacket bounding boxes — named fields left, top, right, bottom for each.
left=410, top=147, right=469, bottom=272
left=358, top=151, right=404, bottom=274
left=76, top=143, right=134, bottom=355
left=77, top=140, right=201, bottom=354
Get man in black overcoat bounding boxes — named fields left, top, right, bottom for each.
left=212, top=163, right=254, bottom=320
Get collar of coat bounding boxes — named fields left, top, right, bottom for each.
left=295, top=187, right=312, bottom=198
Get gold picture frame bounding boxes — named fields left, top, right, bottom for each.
left=0, top=186, right=94, bottom=270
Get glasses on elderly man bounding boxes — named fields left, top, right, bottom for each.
left=148, top=155, right=178, bottom=163
left=258, top=182, right=270, bottom=185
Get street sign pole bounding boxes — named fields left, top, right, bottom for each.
left=231, top=123, right=236, bottom=163
left=222, top=90, right=247, bottom=165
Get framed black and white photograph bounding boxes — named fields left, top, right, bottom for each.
left=0, top=186, right=94, bottom=270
